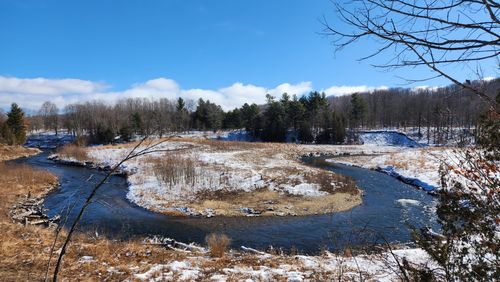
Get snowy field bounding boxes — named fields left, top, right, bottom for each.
left=129, top=239, right=437, bottom=282
left=51, top=138, right=406, bottom=216
left=330, top=147, right=455, bottom=190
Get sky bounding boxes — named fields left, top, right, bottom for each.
left=0, top=0, right=497, bottom=112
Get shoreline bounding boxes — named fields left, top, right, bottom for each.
left=47, top=140, right=365, bottom=217
left=0, top=145, right=438, bottom=280
left=48, top=144, right=363, bottom=218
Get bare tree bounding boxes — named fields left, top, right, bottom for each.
left=39, top=101, right=59, bottom=135
left=323, top=0, right=499, bottom=109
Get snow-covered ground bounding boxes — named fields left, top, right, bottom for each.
left=130, top=240, right=437, bottom=282
left=52, top=139, right=407, bottom=216
left=358, top=131, right=422, bottom=147
left=330, top=147, right=455, bottom=190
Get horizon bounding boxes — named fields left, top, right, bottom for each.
left=1, top=0, right=498, bottom=112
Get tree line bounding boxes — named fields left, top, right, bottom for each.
left=2, top=78, right=497, bottom=146
left=330, top=78, right=499, bottom=143
left=25, top=91, right=347, bottom=144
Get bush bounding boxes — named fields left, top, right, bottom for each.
left=206, top=233, right=231, bottom=258
left=57, top=144, right=89, bottom=162
left=152, top=153, right=197, bottom=189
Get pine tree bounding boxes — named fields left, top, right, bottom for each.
left=262, top=94, right=287, bottom=142
left=350, top=93, right=368, bottom=128
left=331, top=111, right=346, bottom=144
left=297, top=121, right=314, bottom=143
left=6, top=103, right=27, bottom=145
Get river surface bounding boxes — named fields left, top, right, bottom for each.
left=17, top=151, right=439, bottom=254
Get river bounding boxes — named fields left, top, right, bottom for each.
left=16, top=151, right=439, bottom=254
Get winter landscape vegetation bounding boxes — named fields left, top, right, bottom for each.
left=0, top=0, right=499, bottom=281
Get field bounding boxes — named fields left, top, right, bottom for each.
left=50, top=139, right=402, bottom=217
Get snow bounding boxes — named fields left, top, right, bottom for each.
left=397, top=199, right=421, bottom=206
left=281, top=183, right=326, bottom=197
left=359, top=131, right=422, bottom=147
left=54, top=139, right=367, bottom=215
left=328, top=147, right=454, bottom=190
left=132, top=247, right=438, bottom=281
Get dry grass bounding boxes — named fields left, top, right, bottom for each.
left=0, top=162, right=57, bottom=217
left=0, top=144, right=40, bottom=161
left=0, top=152, right=189, bottom=281
left=206, top=233, right=231, bottom=258
left=386, top=153, right=410, bottom=170
left=198, top=139, right=267, bottom=151
left=152, top=153, right=197, bottom=188
left=56, top=144, right=90, bottom=162
left=190, top=188, right=361, bottom=216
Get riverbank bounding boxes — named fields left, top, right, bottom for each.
left=1, top=144, right=441, bottom=280
left=0, top=144, right=41, bottom=161
left=330, top=147, right=455, bottom=190
left=49, top=139, right=403, bottom=217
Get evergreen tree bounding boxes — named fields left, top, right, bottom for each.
left=175, top=97, right=189, bottom=132
left=240, top=103, right=261, bottom=137
left=288, top=95, right=306, bottom=130
left=350, top=93, right=368, bottom=128
left=297, top=121, right=314, bottom=143
left=6, top=103, right=27, bottom=145
left=331, top=111, right=346, bottom=144
left=262, top=94, right=287, bottom=142
left=130, top=112, right=143, bottom=135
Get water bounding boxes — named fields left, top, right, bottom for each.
left=17, top=152, right=439, bottom=254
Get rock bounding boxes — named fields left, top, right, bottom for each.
left=241, top=207, right=262, bottom=215
left=78, top=256, right=94, bottom=263
left=203, top=208, right=215, bottom=218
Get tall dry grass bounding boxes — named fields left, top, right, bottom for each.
left=0, top=159, right=185, bottom=281
left=56, top=144, right=89, bottom=162
left=0, top=163, right=57, bottom=216
left=206, top=233, right=231, bottom=258
left=152, top=153, right=197, bottom=188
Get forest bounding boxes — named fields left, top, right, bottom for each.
left=0, top=78, right=498, bottom=145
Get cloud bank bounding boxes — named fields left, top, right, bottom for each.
left=0, top=76, right=388, bottom=112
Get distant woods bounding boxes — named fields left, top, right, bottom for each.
left=14, top=78, right=500, bottom=145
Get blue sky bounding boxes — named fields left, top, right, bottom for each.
left=0, top=0, right=497, bottom=111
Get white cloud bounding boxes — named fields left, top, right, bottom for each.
left=0, top=76, right=107, bottom=96
left=0, top=76, right=390, bottom=112
left=323, top=85, right=389, bottom=97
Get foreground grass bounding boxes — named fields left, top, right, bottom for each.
left=0, top=145, right=431, bottom=281
left=0, top=148, right=182, bottom=280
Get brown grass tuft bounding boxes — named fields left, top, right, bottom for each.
left=151, top=153, right=197, bottom=188
left=206, top=233, right=231, bottom=258
left=57, top=144, right=89, bottom=162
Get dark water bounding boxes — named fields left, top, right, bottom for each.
left=17, top=152, right=439, bottom=254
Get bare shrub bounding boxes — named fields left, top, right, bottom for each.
left=152, top=153, right=197, bottom=189
left=304, top=171, right=358, bottom=195
left=57, top=144, right=89, bottom=162
left=198, top=139, right=265, bottom=151
left=206, top=233, right=231, bottom=258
